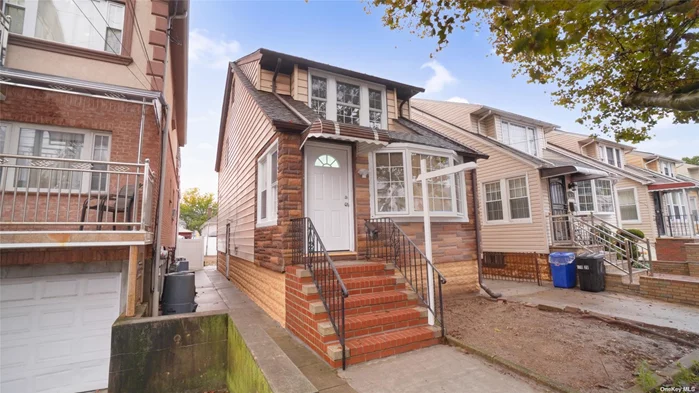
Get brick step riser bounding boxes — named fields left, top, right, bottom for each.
left=347, top=283, right=406, bottom=295
left=320, top=317, right=429, bottom=343
left=338, top=270, right=395, bottom=279
left=344, top=299, right=419, bottom=316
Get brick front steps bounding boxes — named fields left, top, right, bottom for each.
left=285, top=261, right=441, bottom=368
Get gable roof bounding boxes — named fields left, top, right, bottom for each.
left=548, top=129, right=635, bottom=151
left=393, top=118, right=488, bottom=160
left=237, top=48, right=425, bottom=100
left=547, top=143, right=654, bottom=184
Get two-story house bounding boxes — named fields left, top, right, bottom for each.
left=215, top=49, right=489, bottom=368
left=0, top=1, right=189, bottom=392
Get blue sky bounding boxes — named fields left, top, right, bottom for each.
left=183, top=0, right=698, bottom=196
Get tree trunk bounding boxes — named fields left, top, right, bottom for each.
left=622, top=89, right=699, bottom=112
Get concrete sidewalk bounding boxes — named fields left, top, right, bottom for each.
left=484, top=279, right=699, bottom=334
left=339, top=346, right=546, bottom=393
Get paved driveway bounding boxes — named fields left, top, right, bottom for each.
left=484, top=279, right=699, bottom=334
left=340, top=346, right=545, bottom=393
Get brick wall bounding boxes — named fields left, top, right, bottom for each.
left=639, top=274, right=699, bottom=307
left=652, top=261, right=690, bottom=276
left=655, top=238, right=698, bottom=262
left=217, top=251, right=285, bottom=326
left=604, top=274, right=641, bottom=296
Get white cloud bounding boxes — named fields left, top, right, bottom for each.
left=447, top=96, right=470, bottom=104
left=421, top=60, right=457, bottom=94
left=189, top=29, right=241, bottom=69
left=197, top=142, right=214, bottom=150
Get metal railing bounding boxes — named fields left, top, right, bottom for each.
left=290, top=217, right=348, bottom=369
left=656, top=213, right=697, bottom=238
left=0, top=153, right=155, bottom=231
left=549, top=213, right=653, bottom=282
left=364, top=218, right=446, bottom=338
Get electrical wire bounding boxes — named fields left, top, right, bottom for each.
left=125, top=0, right=156, bottom=79
left=70, top=0, right=150, bottom=90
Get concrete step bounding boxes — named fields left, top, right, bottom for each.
left=317, top=307, right=428, bottom=342
left=326, top=325, right=441, bottom=366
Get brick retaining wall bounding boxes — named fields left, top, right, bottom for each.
left=639, top=274, right=699, bottom=307
left=655, top=238, right=698, bottom=262
left=652, top=261, right=690, bottom=276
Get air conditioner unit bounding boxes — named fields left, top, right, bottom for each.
left=0, top=11, right=9, bottom=67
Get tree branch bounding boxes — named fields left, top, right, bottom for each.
left=622, top=88, right=699, bottom=111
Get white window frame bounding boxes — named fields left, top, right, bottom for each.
left=574, top=179, right=615, bottom=215
left=664, top=191, right=687, bottom=219
left=500, top=120, right=539, bottom=157
left=659, top=160, right=675, bottom=177
left=0, top=121, right=111, bottom=193
left=307, top=68, right=388, bottom=129
left=368, top=143, right=468, bottom=221
left=598, top=145, right=624, bottom=168
left=616, top=187, right=641, bottom=224
left=481, top=174, right=533, bottom=225
left=256, top=141, right=278, bottom=227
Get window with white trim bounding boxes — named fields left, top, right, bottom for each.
left=575, top=179, right=614, bottom=213
left=483, top=176, right=531, bottom=223
left=5, top=0, right=126, bottom=54
left=598, top=145, right=623, bottom=168
left=617, top=188, right=640, bottom=222
left=257, top=143, right=278, bottom=226
left=501, top=121, right=539, bottom=157
left=308, top=69, right=387, bottom=129
left=664, top=191, right=687, bottom=218
left=371, top=145, right=466, bottom=218
left=660, top=160, right=675, bottom=177
left=1, top=122, right=111, bottom=192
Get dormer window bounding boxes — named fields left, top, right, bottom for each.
left=660, top=160, right=675, bottom=177
left=501, top=121, right=538, bottom=157
left=308, top=69, right=387, bottom=129
left=598, top=145, right=623, bottom=168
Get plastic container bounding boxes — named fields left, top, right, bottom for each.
left=176, top=260, right=189, bottom=272
left=575, top=252, right=606, bottom=292
left=549, top=252, right=577, bottom=288
left=161, top=271, right=198, bottom=315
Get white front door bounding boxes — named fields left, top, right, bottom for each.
left=0, top=272, right=122, bottom=393
left=306, top=144, right=353, bottom=251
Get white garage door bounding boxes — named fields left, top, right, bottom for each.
left=1, top=272, right=121, bottom=393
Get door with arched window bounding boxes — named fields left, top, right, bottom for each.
left=305, top=143, right=353, bottom=251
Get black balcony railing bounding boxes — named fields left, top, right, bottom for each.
left=290, top=217, right=348, bottom=369
left=364, top=217, right=446, bottom=338
left=657, top=213, right=696, bottom=238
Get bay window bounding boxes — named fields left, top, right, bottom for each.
left=308, top=70, right=387, bottom=129
left=483, top=176, right=531, bottom=223
left=257, top=142, right=278, bottom=226
left=5, top=0, right=126, bottom=55
left=575, top=179, right=614, bottom=213
left=598, top=145, right=623, bottom=168
left=1, top=122, right=111, bottom=192
left=371, top=146, right=466, bottom=218
left=617, top=188, right=640, bottom=222
left=501, top=121, right=538, bottom=157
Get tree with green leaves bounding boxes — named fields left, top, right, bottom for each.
left=683, top=156, right=699, bottom=165
left=179, top=188, right=218, bottom=235
left=367, top=0, right=699, bottom=142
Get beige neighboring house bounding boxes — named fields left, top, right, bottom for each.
left=677, top=162, right=699, bottom=228
left=410, top=99, right=619, bottom=261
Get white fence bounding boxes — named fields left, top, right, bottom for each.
left=175, top=237, right=204, bottom=270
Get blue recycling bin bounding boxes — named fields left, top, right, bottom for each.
left=549, top=252, right=577, bottom=288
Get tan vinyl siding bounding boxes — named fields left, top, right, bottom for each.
left=616, top=179, right=658, bottom=243
left=218, top=74, right=276, bottom=262
left=292, top=67, right=309, bottom=103
left=646, top=160, right=660, bottom=172
left=481, top=115, right=497, bottom=138
left=260, top=69, right=291, bottom=95
left=625, top=152, right=646, bottom=168
left=411, top=99, right=480, bottom=131
left=583, top=143, right=598, bottom=159
left=412, top=111, right=550, bottom=253
left=387, top=88, right=398, bottom=130
left=398, top=99, right=411, bottom=119
left=546, top=130, right=586, bottom=153
left=238, top=60, right=260, bottom=90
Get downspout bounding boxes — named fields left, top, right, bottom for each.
left=271, top=57, right=310, bottom=125
left=151, top=7, right=188, bottom=317
left=579, top=138, right=595, bottom=155
left=471, top=168, right=501, bottom=299
left=475, top=110, right=492, bottom=135
left=645, top=156, right=659, bottom=170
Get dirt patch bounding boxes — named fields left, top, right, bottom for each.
left=445, top=294, right=696, bottom=393
left=204, top=256, right=217, bottom=267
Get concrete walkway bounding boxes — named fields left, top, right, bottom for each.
left=339, top=346, right=544, bottom=393
left=484, top=279, right=699, bottom=334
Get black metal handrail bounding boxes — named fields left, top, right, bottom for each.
left=290, top=217, right=349, bottom=369
left=364, top=217, right=446, bottom=337
left=656, top=213, right=696, bottom=238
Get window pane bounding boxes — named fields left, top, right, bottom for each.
left=337, top=82, right=360, bottom=105
left=455, top=173, right=463, bottom=214
left=576, top=181, right=594, bottom=211
left=337, top=104, right=359, bottom=125
left=105, top=28, right=122, bottom=54
left=260, top=190, right=267, bottom=220
left=314, top=154, right=339, bottom=168
left=618, top=189, right=638, bottom=221
left=594, top=179, right=613, bottom=212
left=485, top=182, right=503, bottom=221
left=311, top=76, right=327, bottom=99
left=606, top=147, right=615, bottom=166
left=615, top=149, right=622, bottom=168
left=91, top=135, right=110, bottom=192
left=34, top=0, right=125, bottom=53
left=369, top=89, right=382, bottom=110
left=508, top=177, right=530, bottom=219
left=527, top=128, right=537, bottom=155
left=271, top=151, right=278, bottom=182
left=374, top=152, right=406, bottom=212
left=412, top=154, right=452, bottom=212
left=311, top=99, right=326, bottom=119
left=0, top=125, right=6, bottom=180
left=369, top=111, right=382, bottom=128
left=16, top=129, right=84, bottom=189
left=5, top=3, right=25, bottom=34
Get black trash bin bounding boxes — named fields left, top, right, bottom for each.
left=161, top=271, right=198, bottom=315
left=575, top=252, right=606, bottom=292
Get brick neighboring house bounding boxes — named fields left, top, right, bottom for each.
left=215, top=49, right=488, bottom=367
left=0, top=1, right=189, bottom=392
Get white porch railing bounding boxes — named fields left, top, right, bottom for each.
left=0, top=154, right=155, bottom=232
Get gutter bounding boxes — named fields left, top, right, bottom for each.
left=645, top=156, right=659, bottom=170
left=579, top=138, right=596, bottom=155
left=271, top=57, right=310, bottom=125
left=471, top=169, right=501, bottom=299
left=475, top=110, right=492, bottom=135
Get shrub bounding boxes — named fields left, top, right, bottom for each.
left=636, top=361, right=657, bottom=392
left=624, top=228, right=646, bottom=239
